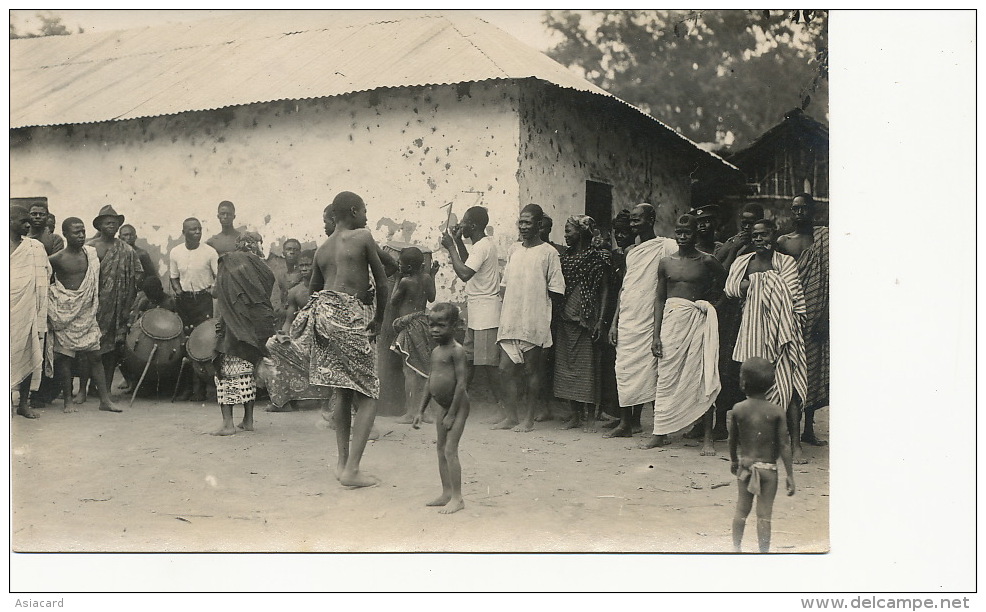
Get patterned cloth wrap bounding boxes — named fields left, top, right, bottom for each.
left=292, top=289, right=379, bottom=399
left=560, top=215, right=611, bottom=329
left=215, top=353, right=256, bottom=405
left=391, top=311, right=435, bottom=379
left=48, top=246, right=102, bottom=356
left=91, top=237, right=143, bottom=354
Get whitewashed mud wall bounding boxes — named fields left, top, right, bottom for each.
left=9, top=81, right=524, bottom=302
left=516, top=82, right=693, bottom=238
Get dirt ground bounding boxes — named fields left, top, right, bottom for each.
left=10, top=391, right=828, bottom=553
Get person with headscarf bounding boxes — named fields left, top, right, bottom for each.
left=554, top=215, right=611, bottom=432
left=210, top=233, right=277, bottom=435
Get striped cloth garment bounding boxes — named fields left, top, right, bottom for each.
left=725, top=251, right=807, bottom=411
left=797, top=227, right=830, bottom=410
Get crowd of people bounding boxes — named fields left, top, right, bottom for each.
left=9, top=190, right=828, bottom=549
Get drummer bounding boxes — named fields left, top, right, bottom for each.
left=169, top=217, right=219, bottom=402
left=127, top=276, right=177, bottom=329
left=119, top=276, right=177, bottom=393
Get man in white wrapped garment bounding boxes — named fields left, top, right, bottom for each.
left=604, top=203, right=678, bottom=438
left=640, top=213, right=726, bottom=454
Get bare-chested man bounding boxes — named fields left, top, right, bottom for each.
left=304, top=191, right=390, bottom=488
left=776, top=194, right=829, bottom=446
left=206, top=200, right=242, bottom=256
left=641, top=214, right=725, bottom=453
left=49, top=218, right=120, bottom=413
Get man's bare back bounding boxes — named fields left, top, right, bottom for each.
left=50, top=248, right=90, bottom=291
left=312, top=228, right=375, bottom=303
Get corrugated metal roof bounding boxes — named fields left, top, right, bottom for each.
left=10, top=10, right=736, bottom=171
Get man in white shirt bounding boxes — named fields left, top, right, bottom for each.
left=494, top=204, right=565, bottom=433
left=170, top=217, right=219, bottom=401
left=441, top=206, right=504, bottom=423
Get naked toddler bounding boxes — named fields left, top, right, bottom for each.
left=412, top=303, right=469, bottom=514
left=728, top=356, right=796, bottom=553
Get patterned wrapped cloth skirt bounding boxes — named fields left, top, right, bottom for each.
left=215, top=354, right=256, bottom=405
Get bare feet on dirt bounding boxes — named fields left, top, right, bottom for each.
left=640, top=435, right=669, bottom=449
left=602, top=424, right=632, bottom=438
left=439, top=498, right=465, bottom=514
left=339, top=471, right=379, bottom=488
left=491, top=418, right=519, bottom=430
left=426, top=494, right=451, bottom=506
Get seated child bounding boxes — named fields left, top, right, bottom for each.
left=388, top=247, right=438, bottom=423
left=728, top=357, right=796, bottom=553
left=412, top=303, right=469, bottom=514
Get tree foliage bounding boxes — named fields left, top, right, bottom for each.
left=10, top=12, right=83, bottom=39
left=543, top=9, right=827, bottom=150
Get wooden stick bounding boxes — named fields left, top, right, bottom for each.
left=131, top=343, right=158, bottom=406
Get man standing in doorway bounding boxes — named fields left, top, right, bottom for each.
left=170, top=217, right=220, bottom=401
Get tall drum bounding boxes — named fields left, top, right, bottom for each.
left=122, top=308, right=185, bottom=387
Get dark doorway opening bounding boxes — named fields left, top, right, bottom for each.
left=585, top=180, right=613, bottom=235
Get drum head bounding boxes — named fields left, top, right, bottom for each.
left=187, top=319, right=218, bottom=362
left=139, top=308, right=183, bottom=341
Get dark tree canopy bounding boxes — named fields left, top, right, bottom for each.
left=10, top=12, right=83, bottom=39
left=543, top=9, right=827, bottom=150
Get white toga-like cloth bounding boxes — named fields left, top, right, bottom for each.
left=615, top=237, right=677, bottom=407
left=651, top=298, right=721, bottom=435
